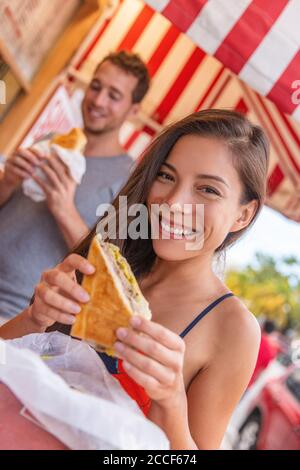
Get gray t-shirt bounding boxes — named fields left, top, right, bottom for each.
left=0, top=154, right=133, bottom=319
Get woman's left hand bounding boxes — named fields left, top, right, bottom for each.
left=115, top=316, right=186, bottom=409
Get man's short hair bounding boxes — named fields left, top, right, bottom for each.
left=96, top=50, right=150, bottom=104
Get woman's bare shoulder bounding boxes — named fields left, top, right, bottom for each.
left=213, top=295, right=261, bottom=360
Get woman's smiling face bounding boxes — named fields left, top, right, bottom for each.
left=147, top=134, right=257, bottom=261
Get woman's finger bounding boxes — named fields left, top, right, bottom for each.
left=59, top=254, right=95, bottom=276
left=129, top=317, right=186, bottom=353
left=115, top=341, right=176, bottom=386
left=35, top=282, right=83, bottom=312
left=121, top=359, right=161, bottom=392
left=34, top=305, right=77, bottom=326
left=115, top=327, right=182, bottom=370
left=41, top=270, right=90, bottom=303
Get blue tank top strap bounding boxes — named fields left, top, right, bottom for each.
left=179, top=292, right=234, bottom=339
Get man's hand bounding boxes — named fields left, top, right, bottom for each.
left=32, top=153, right=88, bottom=248
left=32, top=153, right=77, bottom=220
left=3, top=148, right=44, bottom=188
left=0, top=148, right=45, bottom=206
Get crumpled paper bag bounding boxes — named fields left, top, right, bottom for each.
left=0, top=332, right=169, bottom=450
left=22, top=139, right=86, bottom=202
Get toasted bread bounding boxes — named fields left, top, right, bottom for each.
left=51, top=128, right=87, bottom=153
left=71, top=235, right=151, bottom=355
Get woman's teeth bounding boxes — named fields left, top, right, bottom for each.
left=160, top=220, right=194, bottom=237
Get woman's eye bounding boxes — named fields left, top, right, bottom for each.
left=198, top=186, right=220, bottom=196
left=157, top=171, right=174, bottom=182
left=109, top=94, right=119, bottom=101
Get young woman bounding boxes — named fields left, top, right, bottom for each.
left=0, top=110, right=269, bottom=450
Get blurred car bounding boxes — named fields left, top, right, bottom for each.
left=234, top=365, right=300, bottom=450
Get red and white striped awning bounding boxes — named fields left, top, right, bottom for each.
left=69, top=0, right=300, bottom=222
left=145, top=0, right=300, bottom=122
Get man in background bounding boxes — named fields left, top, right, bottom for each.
left=0, top=51, right=150, bottom=319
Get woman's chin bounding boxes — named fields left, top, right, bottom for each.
left=152, top=238, right=198, bottom=261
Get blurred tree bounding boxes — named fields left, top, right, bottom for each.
left=225, top=253, right=300, bottom=329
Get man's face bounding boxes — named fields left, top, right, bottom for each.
left=82, top=60, right=139, bottom=134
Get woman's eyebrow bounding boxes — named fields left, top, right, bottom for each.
left=162, top=163, right=229, bottom=188
left=162, top=162, right=176, bottom=172
left=196, top=174, right=229, bottom=188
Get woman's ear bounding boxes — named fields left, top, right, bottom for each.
left=230, top=200, right=258, bottom=233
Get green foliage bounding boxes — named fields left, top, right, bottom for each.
left=225, top=253, right=300, bottom=328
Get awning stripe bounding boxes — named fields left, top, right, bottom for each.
left=186, top=0, right=252, bottom=55
left=195, top=66, right=225, bottom=110
left=280, top=113, right=300, bottom=149
left=147, top=25, right=180, bottom=76
left=267, top=49, right=300, bottom=116
left=268, top=165, right=285, bottom=196
left=117, top=4, right=154, bottom=51
left=215, top=0, right=289, bottom=75
left=152, top=47, right=206, bottom=122
left=145, top=0, right=300, bottom=122
left=256, top=93, right=300, bottom=176
left=238, top=0, right=300, bottom=95
left=235, top=98, right=249, bottom=115
left=243, top=85, right=300, bottom=187
left=162, top=0, right=208, bottom=32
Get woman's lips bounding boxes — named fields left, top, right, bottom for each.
left=158, top=219, right=198, bottom=240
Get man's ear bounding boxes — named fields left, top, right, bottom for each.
left=127, top=103, right=140, bottom=119
left=230, top=200, right=258, bottom=233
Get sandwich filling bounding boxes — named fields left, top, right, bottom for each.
left=99, top=237, right=151, bottom=320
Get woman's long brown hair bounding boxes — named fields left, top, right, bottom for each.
left=73, top=109, right=269, bottom=278
left=46, top=109, right=269, bottom=334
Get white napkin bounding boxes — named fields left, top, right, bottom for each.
left=22, top=139, right=86, bottom=202
left=0, top=333, right=170, bottom=450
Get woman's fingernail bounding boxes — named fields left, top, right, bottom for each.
left=78, top=290, right=90, bottom=302
left=114, top=342, right=125, bottom=352
left=67, top=316, right=76, bottom=325
left=86, top=264, right=95, bottom=274
left=71, top=303, right=81, bottom=313
left=117, top=328, right=128, bottom=339
left=130, top=316, right=141, bottom=327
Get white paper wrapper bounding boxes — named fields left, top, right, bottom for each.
left=0, top=332, right=169, bottom=450
left=22, top=140, right=86, bottom=202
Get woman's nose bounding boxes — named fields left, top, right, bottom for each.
left=163, top=186, right=193, bottom=210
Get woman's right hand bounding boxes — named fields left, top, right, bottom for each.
left=28, top=254, right=95, bottom=330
